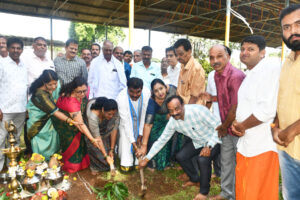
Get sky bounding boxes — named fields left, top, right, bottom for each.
left=0, top=12, right=173, bottom=60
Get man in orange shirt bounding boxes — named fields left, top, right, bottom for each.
left=174, top=39, right=205, bottom=105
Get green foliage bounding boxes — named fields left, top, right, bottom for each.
left=69, top=22, right=126, bottom=53
left=269, top=51, right=281, bottom=58
left=158, top=187, right=197, bottom=200
left=151, top=58, right=161, bottom=63
left=0, top=188, right=9, bottom=200
left=198, top=58, right=213, bottom=78
left=91, top=182, right=128, bottom=200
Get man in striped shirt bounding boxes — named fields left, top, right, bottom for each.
left=54, top=39, right=88, bottom=85
left=139, top=95, right=221, bottom=200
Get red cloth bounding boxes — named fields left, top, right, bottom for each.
left=214, top=63, right=245, bottom=135
left=56, top=96, right=81, bottom=112
left=62, top=131, right=90, bottom=173
left=56, top=87, right=90, bottom=112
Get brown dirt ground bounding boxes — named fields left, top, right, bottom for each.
left=67, top=167, right=184, bottom=200
left=1, top=166, right=198, bottom=200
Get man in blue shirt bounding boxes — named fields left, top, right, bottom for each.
left=139, top=95, right=221, bottom=200
left=130, top=46, right=162, bottom=89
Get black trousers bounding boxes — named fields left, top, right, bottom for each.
left=176, top=139, right=220, bottom=195
left=24, top=117, right=32, bottom=155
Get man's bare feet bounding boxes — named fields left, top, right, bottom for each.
left=210, top=194, right=227, bottom=200
left=178, top=173, right=189, bottom=181
left=193, top=193, right=207, bottom=200
left=182, top=181, right=200, bottom=188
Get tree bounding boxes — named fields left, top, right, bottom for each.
left=69, top=22, right=126, bottom=53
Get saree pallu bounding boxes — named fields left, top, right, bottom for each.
left=27, top=84, right=61, bottom=161
left=147, top=114, right=172, bottom=170
left=53, top=96, right=90, bottom=173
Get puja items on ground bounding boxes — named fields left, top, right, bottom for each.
left=3, top=153, right=71, bottom=198
left=30, top=189, right=67, bottom=200
left=21, top=169, right=40, bottom=194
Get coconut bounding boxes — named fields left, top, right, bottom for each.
left=48, top=156, right=59, bottom=169
left=26, top=160, right=37, bottom=170
left=31, top=153, right=45, bottom=164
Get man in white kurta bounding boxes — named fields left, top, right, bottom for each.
left=88, top=41, right=127, bottom=100
left=0, top=37, right=27, bottom=171
left=22, top=37, right=55, bottom=86
left=116, top=78, right=150, bottom=170
left=232, top=35, right=281, bottom=200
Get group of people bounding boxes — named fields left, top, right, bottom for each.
left=0, top=4, right=300, bottom=200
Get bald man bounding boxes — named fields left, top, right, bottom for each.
left=203, top=44, right=245, bottom=200
left=113, top=46, right=131, bottom=81
left=88, top=40, right=127, bottom=99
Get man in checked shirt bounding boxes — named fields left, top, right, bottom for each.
left=139, top=95, right=221, bottom=200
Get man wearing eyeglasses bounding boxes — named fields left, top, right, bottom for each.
left=88, top=40, right=127, bottom=100
left=22, top=37, right=55, bottom=86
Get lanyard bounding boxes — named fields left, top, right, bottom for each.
left=127, top=92, right=143, bottom=153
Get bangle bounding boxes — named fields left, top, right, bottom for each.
left=66, top=117, right=70, bottom=123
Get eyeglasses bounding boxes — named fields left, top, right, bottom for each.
left=75, top=89, right=87, bottom=94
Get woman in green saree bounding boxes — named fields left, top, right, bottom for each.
left=53, top=77, right=103, bottom=173
left=27, top=70, right=78, bottom=161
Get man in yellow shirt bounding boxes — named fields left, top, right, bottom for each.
left=272, top=4, right=300, bottom=199
left=174, top=39, right=205, bottom=105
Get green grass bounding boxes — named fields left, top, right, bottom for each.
left=158, top=187, right=197, bottom=200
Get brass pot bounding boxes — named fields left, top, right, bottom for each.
left=21, top=175, right=40, bottom=193
left=0, top=173, right=11, bottom=184
left=46, top=171, right=64, bottom=187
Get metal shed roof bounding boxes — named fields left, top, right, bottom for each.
left=0, top=0, right=298, bottom=47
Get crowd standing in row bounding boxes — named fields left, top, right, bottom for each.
left=0, top=4, right=300, bottom=200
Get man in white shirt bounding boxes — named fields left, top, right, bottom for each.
left=0, top=37, right=27, bottom=171
left=232, top=35, right=281, bottom=199
left=165, top=46, right=180, bottom=87
left=81, top=48, right=92, bottom=71
left=22, top=37, right=55, bottom=87
left=117, top=78, right=150, bottom=172
left=88, top=40, right=127, bottom=99
left=161, top=57, right=170, bottom=85
left=91, top=43, right=101, bottom=59
left=0, top=36, right=8, bottom=61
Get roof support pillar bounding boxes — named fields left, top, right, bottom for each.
left=50, top=17, right=53, bottom=60
left=224, top=0, right=231, bottom=46
left=281, top=0, right=289, bottom=63
left=129, top=0, right=134, bottom=48
left=148, top=29, right=151, bottom=46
